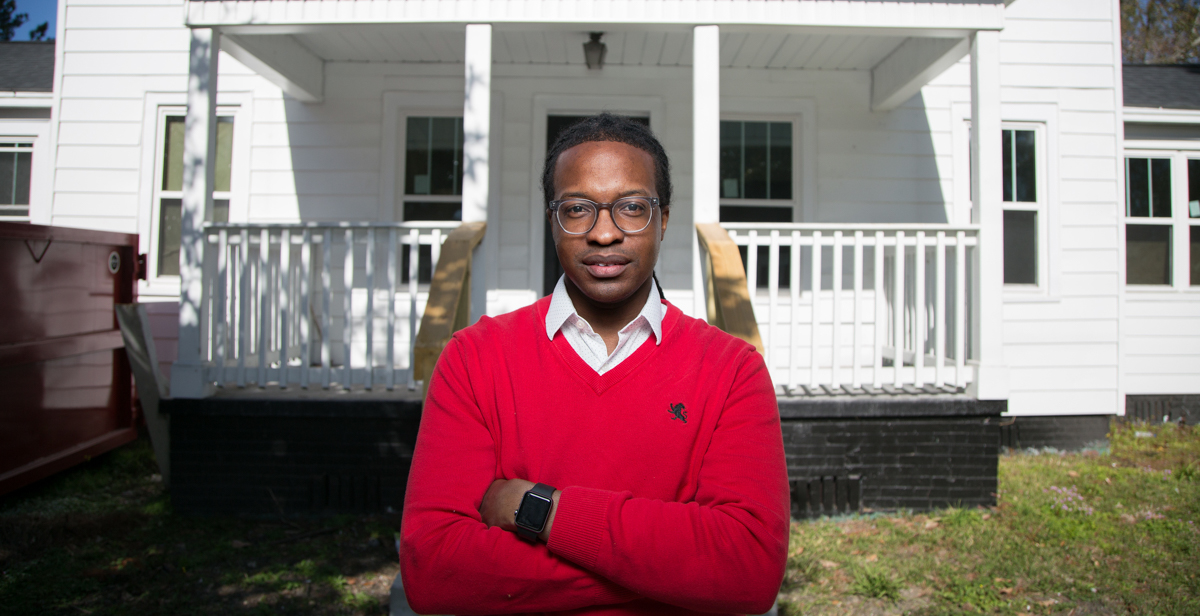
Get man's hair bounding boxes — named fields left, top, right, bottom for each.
left=541, top=113, right=673, bottom=212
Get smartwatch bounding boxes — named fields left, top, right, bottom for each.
left=514, top=482, right=556, bottom=541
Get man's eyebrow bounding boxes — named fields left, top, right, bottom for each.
left=558, top=189, right=652, bottom=200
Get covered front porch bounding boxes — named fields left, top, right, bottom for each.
left=168, top=2, right=1010, bottom=406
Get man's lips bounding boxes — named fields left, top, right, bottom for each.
left=581, top=255, right=631, bottom=278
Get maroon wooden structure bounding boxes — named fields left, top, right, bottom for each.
left=0, top=222, right=140, bottom=495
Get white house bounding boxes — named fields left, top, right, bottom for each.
left=18, top=0, right=1196, bottom=439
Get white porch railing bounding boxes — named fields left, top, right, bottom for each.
left=200, top=221, right=459, bottom=390
left=720, top=223, right=979, bottom=394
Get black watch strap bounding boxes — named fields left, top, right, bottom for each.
left=514, top=482, right=556, bottom=541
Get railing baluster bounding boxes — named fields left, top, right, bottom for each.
left=789, top=230, right=801, bottom=393
left=873, top=231, right=884, bottom=389
left=300, top=229, right=311, bottom=389
left=935, top=231, right=946, bottom=387
left=852, top=231, right=863, bottom=389
left=831, top=230, right=843, bottom=388
left=279, top=229, right=291, bottom=388
left=365, top=228, right=375, bottom=390
left=237, top=228, right=249, bottom=388
left=258, top=229, right=270, bottom=387
left=914, top=231, right=926, bottom=386
left=322, top=229, right=332, bottom=389
left=387, top=228, right=397, bottom=391
left=767, top=230, right=780, bottom=381
left=746, top=230, right=759, bottom=314
left=809, top=231, right=821, bottom=389
left=407, top=229, right=420, bottom=390
left=343, top=228, right=354, bottom=389
left=955, top=231, right=967, bottom=388
left=215, top=229, right=228, bottom=385
left=893, top=231, right=905, bottom=387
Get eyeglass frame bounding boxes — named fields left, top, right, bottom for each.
left=546, top=196, right=661, bottom=235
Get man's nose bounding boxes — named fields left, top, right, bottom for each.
left=587, top=208, right=624, bottom=244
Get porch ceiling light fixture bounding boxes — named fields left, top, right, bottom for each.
left=584, top=32, right=607, bottom=70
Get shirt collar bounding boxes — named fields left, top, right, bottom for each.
left=545, top=275, right=663, bottom=345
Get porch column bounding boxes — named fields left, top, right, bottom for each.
left=692, top=24, right=720, bottom=319
left=462, top=23, right=491, bottom=322
left=170, top=27, right=220, bottom=399
left=968, top=30, right=1009, bottom=400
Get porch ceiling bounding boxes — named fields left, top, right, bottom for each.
left=291, top=27, right=908, bottom=71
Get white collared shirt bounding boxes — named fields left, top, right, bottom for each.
left=545, top=276, right=664, bottom=375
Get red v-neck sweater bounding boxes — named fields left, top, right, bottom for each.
left=400, top=298, right=789, bottom=615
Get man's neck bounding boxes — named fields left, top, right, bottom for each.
left=564, top=277, right=654, bottom=343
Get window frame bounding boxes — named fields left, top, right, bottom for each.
left=0, top=140, right=35, bottom=221
left=1122, top=147, right=1200, bottom=291
left=717, top=114, right=802, bottom=224
left=395, top=111, right=465, bottom=223
left=148, top=106, right=237, bottom=281
left=1000, top=121, right=1048, bottom=292
left=138, top=93, right=249, bottom=297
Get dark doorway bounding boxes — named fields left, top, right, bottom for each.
left=542, top=114, right=651, bottom=296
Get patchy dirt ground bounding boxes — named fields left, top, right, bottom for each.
left=0, top=440, right=401, bottom=616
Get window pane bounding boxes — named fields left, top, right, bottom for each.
left=214, top=117, right=234, bottom=193
left=158, top=198, right=182, bottom=276
left=1192, top=226, right=1200, bottom=286
left=1003, top=210, right=1037, bottom=284
left=403, top=201, right=462, bottom=221
left=1189, top=159, right=1199, bottom=218
left=1126, top=224, right=1171, bottom=285
left=742, top=122, right=768, bottom=199
left=162, top=116, right=185, bottom=191
left=0, top=151, right=30, bottom=206
left=769, top=122, right=792, bottom=200
left=1126, top=158, right=1149, bottom=217
left=1151, top=158, right=1171, bottom=218
left=720, top=121, right=742, bottom=198
left=719, top=120, right=794, bottom=201
left=1002, top=130, right=1013, bottom=202
left=719, top=205, right=792, bottom=223
left=213, top=198, right=229, bottom=223
left=405, top=117, right=462, bottom=196
left=1014, top=130, right=1036, bottom=202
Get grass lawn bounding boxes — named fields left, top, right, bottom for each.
left=778, top=421, right=1200, bottom=615
left=1, top=420, right=1196, bottom=615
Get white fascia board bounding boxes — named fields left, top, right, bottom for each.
left=188, top=0, right=1004, bottom=33
left=220, top=33, right=324, bottom=103
left=0, top=93, right=53, bottom=107
left=1122, top=107, right=1200, bottom=125
left=871, top=36, right=969, bottom=112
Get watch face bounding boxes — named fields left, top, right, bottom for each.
left=515, top=492, right=553, bottom=532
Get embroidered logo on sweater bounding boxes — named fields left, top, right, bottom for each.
left=668, top=402, right=687, bottom=424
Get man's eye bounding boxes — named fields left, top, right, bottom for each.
left=617, top=202, right=647, bottom=215
left=564, top=204, right=592, bottom=217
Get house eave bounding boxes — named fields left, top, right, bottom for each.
left=185, top=0, right=1005, bottom=34
left=1123, top=106, right=1200, bottom=125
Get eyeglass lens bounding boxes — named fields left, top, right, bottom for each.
left=557, top=198, right=654, bottom=234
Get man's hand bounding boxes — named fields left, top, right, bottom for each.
left=480, top=478, right=560, bottom=542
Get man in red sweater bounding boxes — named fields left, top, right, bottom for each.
left=400, top=114, right=790, bottom=615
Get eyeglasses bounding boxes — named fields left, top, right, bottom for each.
left=547, top=196, right=660, bottom=235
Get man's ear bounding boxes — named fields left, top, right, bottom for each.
left=660, top=207, right=670, bottom=239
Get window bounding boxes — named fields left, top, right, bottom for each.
left=719, top=119, right=796, bottom=287
left=1002, top=128, right=1041, bottom=286
left=0, top=141, right=33, bottom=220
left=402, top=116, right=462, bottom=222
left=154, top=115, right=232, bottom=277
left=1123, top=155, right=1198, bottom=287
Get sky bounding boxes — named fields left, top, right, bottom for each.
left=13, top=0, right=57, bottom=41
